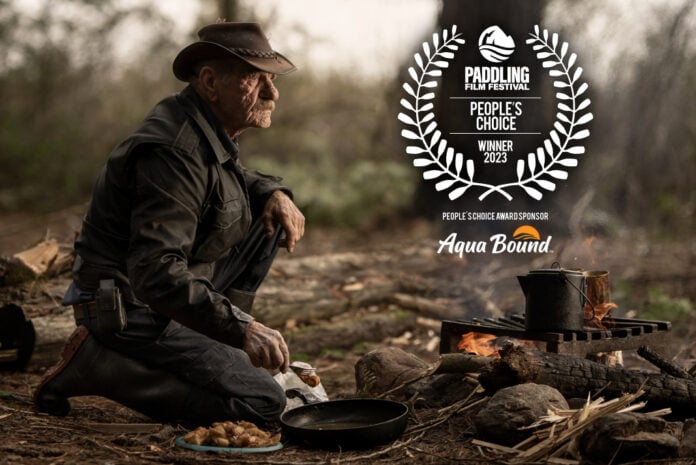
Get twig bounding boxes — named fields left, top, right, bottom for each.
left=328, top=433, right=424, bottom=463
left=637, top=345, right=692, bottom=379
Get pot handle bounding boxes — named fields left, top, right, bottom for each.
left=562, top=273, right=595, bottom=318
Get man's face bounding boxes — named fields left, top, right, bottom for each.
left=212, top=62, right=279, bottom=136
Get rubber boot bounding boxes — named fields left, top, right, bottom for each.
left=34, top=326, right=216, bottom=423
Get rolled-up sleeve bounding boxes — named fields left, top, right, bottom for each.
left=241, top=167, right=293, bottom=218
left=126, top=146, right=252, bottom=347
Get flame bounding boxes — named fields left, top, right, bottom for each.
left=584, top=302, right=618, bottom=329
left=458, top=332, right=500, bottom=358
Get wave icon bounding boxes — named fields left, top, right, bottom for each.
left=478, top=25, right=515, bottom=63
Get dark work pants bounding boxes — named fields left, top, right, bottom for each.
left=78, top=220, right=285, bottom=424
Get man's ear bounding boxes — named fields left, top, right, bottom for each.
left=198, top=66, right=218, bottom=102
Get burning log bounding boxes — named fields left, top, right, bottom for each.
left=478, top=344, right=696, bottom=417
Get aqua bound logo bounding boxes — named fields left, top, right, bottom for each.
left=437, top=225, right=551, bottom=257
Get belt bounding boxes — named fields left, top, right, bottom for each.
left=73, top=301, right=98, bottom=320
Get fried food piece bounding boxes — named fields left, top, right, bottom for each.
left=182, top=420, right=281, bottom=448
left=300, top=373, right=321, bottom=387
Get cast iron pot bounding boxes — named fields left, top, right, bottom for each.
left=518, top=268, right=586, bottom=331
left=280, top=399, right=409, bottom=450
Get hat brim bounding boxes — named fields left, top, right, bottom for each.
left=172, top=41, right=297, bottom=81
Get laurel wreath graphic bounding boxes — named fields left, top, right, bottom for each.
left=398, top=24, right=593, bottom=201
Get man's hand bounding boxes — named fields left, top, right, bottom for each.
left=242, top=320, right=290, bottom=373
left=262, top=190, right=305, bottom=253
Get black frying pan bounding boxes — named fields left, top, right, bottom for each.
left=280, top=399, right=409, bottom=450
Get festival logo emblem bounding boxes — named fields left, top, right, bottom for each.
left=478, top=26, right=515, bottom=63
left=398, top=25, right=593, bottom=202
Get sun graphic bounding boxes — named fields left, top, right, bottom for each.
left=513, top=225, right=541, bottom=241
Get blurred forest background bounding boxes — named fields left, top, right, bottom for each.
left=0, top=0, right=694, bottom=234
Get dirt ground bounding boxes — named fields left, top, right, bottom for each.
left=2, top=211, right=696, bottom=464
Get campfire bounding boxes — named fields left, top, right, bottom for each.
left=457, top=332, right=499, bottom=357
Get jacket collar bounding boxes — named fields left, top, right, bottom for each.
left=178, top=85, right=239, bottom=164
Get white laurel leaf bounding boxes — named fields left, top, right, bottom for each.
left=554, top=121, right=567, bottom=135
left=422, top=81, right=438, bottom=88
left=549, top=69, right=564, bottom=77
left=432, top=61, right=449, bottom=68
left=553, top=81, right=570, bottom=88
left=423, top=121, right=436, bottom=134
left=421, top=92, right=435, bottom=100
left=407, top=146, right=427, bottom=155
left=414, top=52, right=424, bottom=70
left=398, top=112, right=416, bottom=125
left=408, top=67, right=418, bottom=82
left=454, top=38, right=465, bottom=45
left=550, top=130, right=561, bottom=148
left=570, top=129, right=590, bottom=140
left=575, top=113, right=593, bottom=126
left=423, top=170, right=444, bottom=180
left=535, top=179, right=556, bottom=191
left=448, top=186, right=469, bottom=200
left=572, top=67, right=583, bottom=83
left=558, top=103, right=572, bottom=112
left=516, top=159, right=524, bottom=180
left=534, top=24, right=540, bottom=35
left=437, top=140, right=447, bottom=158
left=400, top=99, right=415, bottom=112
left=451, top=25, right=457, bottom=35
left=436, top=179, right=456, bottom=191
left=522, top=185, right=543, bottom=200
left=525, top=38, right=535, bottom=45
left=528, top=153, right=536, bottom=174
left=537, top=147, right=546, bottom=167
left=445, top=147, right=454, bottom=168
left=425, top=70, right=442, bottom=77
left=423, top=42, right=431, bottom=57
left=560, top=42, right=568, bottom=59
left=567, top=53, right=577, bottom=68
left=544, top=139, right=553, bottom=156
left=557, top=112, right=571, bottom=124
left=455, top=153, right=463, bottom=176
left=429, top=130, right=442, bottom=147
left=443, top=28, right=448, bottom=41
left=577, top=99, right=591, bottom=111
left=402, top=82, right=416, bottom=98
left=543, top=61, right=558, bottom=68
left=440, top=52, right=455, bottom=59
left=537, top=52, right=553, bottom=59
left=576, top=82, right=589, bottom=97
left=558, top=158, right=579, bottom=167
left=401, top=129, right=419, bottom=140
left=422, top=113, right=435, bottom=123
left=556, top=92, right=572, bottom=100
left=466, top=159, right=474, bottom=180
left=420, top=102, right=434, bottom=112
left=532, top=44, right=544, bottom=51
left=446, top=44, right=458, bottom=51
left=548, top=170, right=568, bottom=179
left=432, top=32, right=439, bottom=48
left=543, top=29, right=548, bottom=41
left=552, top=32, right=558, bottom=49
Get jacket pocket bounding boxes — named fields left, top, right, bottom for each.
left=192, top=198, right=245, bottom=263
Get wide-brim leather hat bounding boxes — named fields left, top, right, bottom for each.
left=173, top=22, right=296, bottom=81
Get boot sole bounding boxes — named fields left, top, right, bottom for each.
left=34, top=325, right=90, bottom=415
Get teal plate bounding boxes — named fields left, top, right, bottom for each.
left=175, top=436, right=283, bottom=453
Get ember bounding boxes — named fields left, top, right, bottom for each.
left=458, top=332, right=499, bottom=358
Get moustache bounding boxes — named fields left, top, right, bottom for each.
left=256, top=100, right=276, bottom=111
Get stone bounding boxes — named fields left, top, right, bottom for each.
left=473, top=383, right=568, bottom=446
left=578, top=412, right=680, bottom=464
left=680, top=419, right=696, bottom=458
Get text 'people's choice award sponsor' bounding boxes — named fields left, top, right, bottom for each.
left=398, top=25, right=593, bottom=202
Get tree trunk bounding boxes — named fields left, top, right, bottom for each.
left=479, top=344, right=696, bottom=416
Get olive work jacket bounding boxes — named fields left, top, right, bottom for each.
left=71, top=85, right=290, bottom=347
